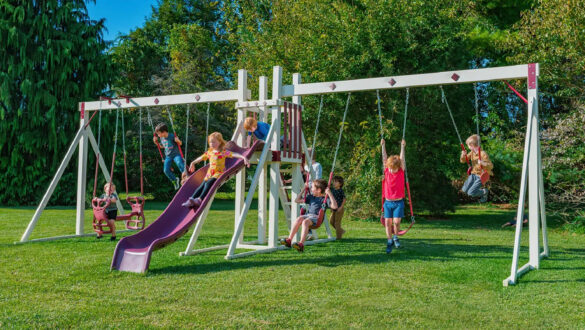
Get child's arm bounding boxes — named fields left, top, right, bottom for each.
left=399, top=139, right=406, bottom=170
left=231, top=152, right=250, bottom=167
left=326, top=188, right=338, bottom=210
left=460, top=150, right=468, bottom=163
left=174, top=135, right=182, bottom=146
left=189, top=155, right=205, bottom=172
left=153, top=136, right=159, bottom=145
left=295, top=182, right=309, bottom=203
left=340, top=197, right=347, bottom=209
left=381, top=139, right=388, bottom=166
left=246, top=134, right=252, bottom=148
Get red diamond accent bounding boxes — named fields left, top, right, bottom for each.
left=451, top=73, right=460, bottom=81
left=389, top=78, right=396, bottom=86
left=195, top=95, right=201, bottom=101
left=154, top=98, right=159, bottom=104
left=330, top=83, right=336, bottom=90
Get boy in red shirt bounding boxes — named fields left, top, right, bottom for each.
left=381, top=139, right=406, bottom=253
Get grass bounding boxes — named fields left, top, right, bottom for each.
left=1, top=199, right=584, bottom=328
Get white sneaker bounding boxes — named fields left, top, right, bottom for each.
left=173, top=177, right=180, bottom=190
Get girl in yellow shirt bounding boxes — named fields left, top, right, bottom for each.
left=182, top=132, right=249, bottom=208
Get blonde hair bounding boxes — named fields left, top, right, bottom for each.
left=466, top=134, right=479, bottom=147
left=104, top=183, right=116, bottom=193
left=243, top=117, right=257, bottom=131
left=208, top=132, right=226, bottom=152
left=386, top=155, right=401, bottom=171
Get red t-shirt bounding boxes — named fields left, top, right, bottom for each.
left=383, top=168, right=405, bottom=200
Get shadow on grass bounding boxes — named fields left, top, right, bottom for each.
left=148, top=237, right=515, bottom=276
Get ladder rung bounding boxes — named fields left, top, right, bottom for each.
left=280, top=168, right=293, bottom=173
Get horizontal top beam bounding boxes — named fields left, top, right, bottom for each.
left=282, top=64, right=538, bottom=97
left=81, top=89, right=251, bottom=111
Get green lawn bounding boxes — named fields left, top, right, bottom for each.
left=1, top=200, right=584, bottom=328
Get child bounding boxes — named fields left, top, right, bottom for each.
left=460, top=134, right=493, bottom=203
left=153, top=123, right=185, bottom=190
left=98, top=183, right=118, bottom=241
left=304, top=147, right=322, bottom=240
left=381, top=139, right=406, bottom=253
left=182, top=132, right=250, bottom=208
left=279, top=179, right=338, bottom=252
left=244, top=117, right=271, bottom=147
left=329, top=175, right=347, bottom=240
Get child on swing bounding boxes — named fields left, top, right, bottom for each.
left=280, top=179, right=337, bottom=252
left=98, top=183, right=118, bottom=241
left=381, top=139, right=406, bottom=253
left=153, top=123, right=184, bottom=190
left=182, top=132, right=250, bottom=208
left=460, top=134, right=493, bottom=203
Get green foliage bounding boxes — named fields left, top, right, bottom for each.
left=0, top=0, right=112, bottom=205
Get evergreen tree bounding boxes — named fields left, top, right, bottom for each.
left=0, top=0, right=113, bottom=205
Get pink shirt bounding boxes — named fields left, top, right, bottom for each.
left=383, top=168, right=405, bottom=200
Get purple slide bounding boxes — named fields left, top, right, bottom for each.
left=111, top=140, right=263, bottom=273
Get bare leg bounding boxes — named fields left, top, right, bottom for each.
left=385, top=218, right=394, bottom=239
left=299, top=219, right=313, bottom=244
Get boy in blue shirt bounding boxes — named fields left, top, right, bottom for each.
left=154, top=123, right=185, bottom=190
left=244, top=117, right=270, bottom=147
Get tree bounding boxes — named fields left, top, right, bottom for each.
left=0, top=0, right=113, bottom=205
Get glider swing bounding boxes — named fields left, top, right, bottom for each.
left=92, top=102, right=146, bottom=235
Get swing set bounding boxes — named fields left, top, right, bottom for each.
left=22, top=64, right=546, bottom=286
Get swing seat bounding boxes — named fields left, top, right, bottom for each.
left=115, top=196, right=146, bottom=230
left=480, top=171, right=490, bottom=185
left=309, top=207, right=326, bottom=230
left=92, top=197, right=114, bottom=235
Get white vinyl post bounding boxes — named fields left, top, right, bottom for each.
left=20, top=126, right=85, bottom=242
left=290, top=73, right=302, bottom=237
left=235, top=69, right=248, bottom=243
left=269, top=66, right=283, bottom=248
left=258, top=76, right=268, bottom=244
left=527, top=64, right=541, bottom=268
left=76, top=103, right=89, bottom=235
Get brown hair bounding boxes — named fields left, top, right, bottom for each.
left=332, top=175, right=344, bottom=188
left=386, top=155, right=401, bottom=171
left=208, top=132, right=226, bottom=152
left=243, top=117, right=257, bottom=131
left=466, top=134, right=479, bottom=147
left=155, top=123, right=168, bottom=133
left=312, top=179, right=327, bottom=194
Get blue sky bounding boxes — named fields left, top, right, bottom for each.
left=86, top=0, right=159, bottom=41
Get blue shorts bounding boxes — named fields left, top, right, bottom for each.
left=300, top=214, right=319, bottom=225
left=383, top=199, right=404, bottom=219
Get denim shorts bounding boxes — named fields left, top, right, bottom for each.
left=383, top=199, right=404, bottom=219
left=301, top=213, right=319, bottom=225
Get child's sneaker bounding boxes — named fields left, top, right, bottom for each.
left=479, top=189, right=489, bottom=203
left=292, top=242, right=304, bottom=253
left=192, top=198, right=202, bottom=208
left=279, top=238, right=292, bottom=248
left=173, top=177, right=180, bottom=190
left=386, top=241, right=394, bottom=254
left=393, top=237, right=401, bottom=249
left=182, top=198, right=195, bottom=208
left=110, top=236, right=117, bottom=241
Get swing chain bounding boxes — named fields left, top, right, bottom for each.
left=376, top=90, right=384, bottom=139
left=331, top=93, right=351, bottom=172
left=184, top=104, right=191, bottom=162
left=440, top=85, right=464, bottom=145
left=310, top=95, right=324, bottom=168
